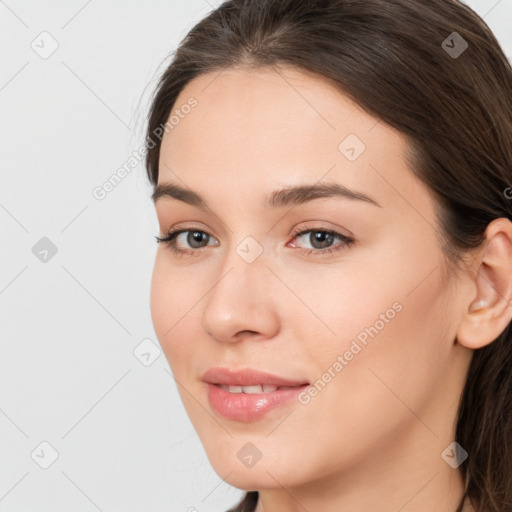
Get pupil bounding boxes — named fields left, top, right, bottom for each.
left=189, top=231, right=207, bottom=248
left=312, top=231, right=332, bottom=249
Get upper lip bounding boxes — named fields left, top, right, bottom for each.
left=202, top=367, right=309, bottom=387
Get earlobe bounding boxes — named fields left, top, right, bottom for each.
left=456, top=218, right=512, bottom=350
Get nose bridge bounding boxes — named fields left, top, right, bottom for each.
left=214, top=227, right=270, bottom=285
left=200, top=234, right=279, bottom=342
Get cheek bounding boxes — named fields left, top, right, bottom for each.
left=150, top=255, right=171, bottom=342
left=149, top=255, right=199, bottom=369
left=292, top=228, right=447, bottom=382
left=257, top=267, right=450, bottom=484
left=296, top=247, right=451, bottom=434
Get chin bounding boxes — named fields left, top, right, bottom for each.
left=203, top=442, right=313, bottom=491
left=212, top=464, right=292, bottom=491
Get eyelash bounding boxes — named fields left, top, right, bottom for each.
left=155, top=225, right=355, bottom=258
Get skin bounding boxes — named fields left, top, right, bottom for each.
left=150, top=64, right=512, bottom=512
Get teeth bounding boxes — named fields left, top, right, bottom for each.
left=219, top=384, right=279, bottom=393
left=241, top=385, right=264, bottom=394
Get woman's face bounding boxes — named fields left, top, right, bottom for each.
left=150, top=65, right=472, bottom=491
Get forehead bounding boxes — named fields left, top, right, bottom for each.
left=157, top=64, right=430, bottom=216
left=164, top=64, right=393, bottom=156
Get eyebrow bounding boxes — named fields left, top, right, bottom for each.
left=152, top=181, right=381, bottom=209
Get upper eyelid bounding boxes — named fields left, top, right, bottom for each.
left=161, top=220, right=351, bottom=236
left=161, top=225, right=345, bottom=237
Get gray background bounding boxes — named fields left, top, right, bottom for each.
left=1, top=1, right=511, bottom=511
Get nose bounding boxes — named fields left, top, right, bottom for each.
left=201, top=249, right=280, bottom=344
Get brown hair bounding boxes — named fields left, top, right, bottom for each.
left=143, top=1, right=512, bottom=510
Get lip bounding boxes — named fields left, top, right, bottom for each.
left=202, top=367, right=309, bottom=387
left=202, top=367, right=309, bottom=422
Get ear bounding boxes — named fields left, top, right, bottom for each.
left=457, top=217, right=512, bottom=349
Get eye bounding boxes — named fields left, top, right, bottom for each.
left=155, top=226, right=355, bottom=258
left=288, top=228, right=355, bottom=256
left=155, top=228, right=218, bottom=256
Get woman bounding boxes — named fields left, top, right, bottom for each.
left=144, top=0, right=512, bottom=511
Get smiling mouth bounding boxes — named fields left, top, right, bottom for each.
left=201, top=367, right=310, bottom=421
left=206, top=381, right=310, bottom=422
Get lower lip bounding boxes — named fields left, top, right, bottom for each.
left=206, top=383, right=308, bottom=422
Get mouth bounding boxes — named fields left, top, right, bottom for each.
left=202, top=367, right=310, bottom=422
left=216, top=383, right=303, bottom=393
